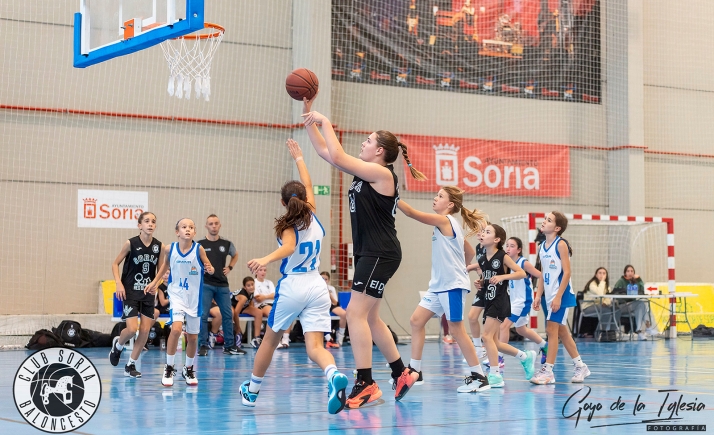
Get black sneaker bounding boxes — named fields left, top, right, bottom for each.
left=457, top=372, right=491, bottom=393
left=224, top=345, right=246, bottom=355
left=109, top=337, right=123, bottom=367
left=198, top=345, right=209, bottom=356
left=124, top=362, right=141, bottom=378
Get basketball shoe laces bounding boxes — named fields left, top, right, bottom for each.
left=348, top=380, right=368, bottom=399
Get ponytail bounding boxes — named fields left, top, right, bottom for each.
left=441, top=185, right=488, bottom=238
left=373, top=130, right=427, bottom=181
left=398, top=142, right=427, bottom=181
left=274, top=181, right=313, bottom=237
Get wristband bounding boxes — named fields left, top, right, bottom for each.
left=228, top=265, right=233, bottom=270
left=295, top=156, right=303, bottom=162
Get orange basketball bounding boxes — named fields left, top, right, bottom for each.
left=285, top=68, right=319, bottom=101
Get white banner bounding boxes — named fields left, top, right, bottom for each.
left=78, top=190, right=149, bottom=228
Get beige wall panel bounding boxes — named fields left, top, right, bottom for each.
left=643, top=0, right=714, bottom=92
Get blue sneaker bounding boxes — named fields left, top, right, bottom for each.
left=521, top=350, right=537, bottom=380
left=240, top=380, right=259, bottom=407
left=487, top=373, right=504, bottom=388
left=327, top=372, right=348, bottom=414
left=540, top=342, right=548, bottom=365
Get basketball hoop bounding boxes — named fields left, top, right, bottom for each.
left=160, top=23, right=224, bottom=102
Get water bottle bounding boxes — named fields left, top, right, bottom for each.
left=160, top=337, right=166, bottom=350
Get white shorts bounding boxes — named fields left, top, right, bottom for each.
left=418, top=289, right=467, bottom=322
left=268, top=273, right=331, bottom=333
left=508, top=303, right=531, bottom=327
left=170, top=310, right=200, bottom=334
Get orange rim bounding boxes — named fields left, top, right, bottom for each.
left=180, top=22, right=224, bottom=40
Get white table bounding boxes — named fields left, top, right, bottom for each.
left=592, top=293, right=698, bottom=339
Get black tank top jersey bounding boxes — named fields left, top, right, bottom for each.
left=477, top=248, right=508, bottom=302
left=348, top=164, right=401, bottom=260
left=121, top=236, right=162, bottom=302
left=475, top=243, right=486, bottom=265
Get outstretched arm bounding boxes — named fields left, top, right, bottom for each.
left=287, top=138, right=316, bottom=211
left=397, top=199, right=452, bottom=235
left=247, top=229, right=297, bottom=275
left=303, top=111, right=393, bottom=184
left=302, top=95, right=342, bottom=169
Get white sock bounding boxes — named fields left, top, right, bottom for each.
left=492, top=366, right=501, bottom=375
left=539, top=340, right=547, bottom=348
left=572, top=356, right=585, bottom=367
left=249, top=374, right=263, bottom=393
left=115, top=341, right=124, bottom=351
left=282, top=333, right=290, bottom=342
left=409, top=359, right=422, bottom=372
left=472, top=337, right=482, bottom=347
left=336, top=329, right=345, bottom=345
left=128, top=357, right=138, bottom=365
left=515, top=351, right=527, bottom=361
left=469, top=365, right=484, bottom=376
left=324, top=333, right=332, bottom=342
left=185, top=357, right=194, bottom=368
left=324, top=364, right=337, bottom=379
left=544, top=363, right=554, bottom=372
left=166, top=354, right=175, bottom=366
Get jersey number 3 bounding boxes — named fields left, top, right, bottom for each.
left=292, top=240, right=321, bottom=273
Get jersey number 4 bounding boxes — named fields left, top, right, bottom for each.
left=543, top=273, right=550, bottom=286
left=292, top=240, right=321, bottom=273
left=178, top=278, right=190, bottom=291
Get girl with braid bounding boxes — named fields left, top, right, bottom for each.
left=302, top=94, right=427, bottom=408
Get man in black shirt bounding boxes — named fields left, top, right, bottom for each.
left=198, top=215, right=245, bottom=355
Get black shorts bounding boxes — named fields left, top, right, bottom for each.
left=122, top=299, right=156, bottom=320
left=471, top=289, right=486, bottom=308
left=483, top=291, right=511, bottom=323
left=351, top=256, right=401, bottom=299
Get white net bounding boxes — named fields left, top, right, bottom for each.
left=160, top=24, right=224, bottom=101
left=501, top=215, right=669, bottom=291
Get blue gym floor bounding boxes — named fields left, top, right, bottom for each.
left=1, top=338, right=712, bottom=434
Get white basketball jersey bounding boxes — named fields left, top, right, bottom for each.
left=538, top=237, right=576, bottom=307
left=428, top=215, right=470, bottom=293
left=508, top=257, right=533, bottom=309
left=279, top=214, right=325, bottom=276
left=167, top=241, right=204, bottom=317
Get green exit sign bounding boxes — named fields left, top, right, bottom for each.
left=313, top=185, right=330, bottom=195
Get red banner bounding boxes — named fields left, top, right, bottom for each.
left=400, top=135, right=570, bottom=197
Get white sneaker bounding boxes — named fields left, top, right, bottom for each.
left=571, top=364, right=591, bottom=383
left=276, top=337, right=290, bottom=349
left=530, top=367, right=555, bottom=385
left=646, top=327, right=660, bottom=336
left=182, top=365, right=198, bottom=386
left=161, top=364, right=176, bottom=387
left=476, top=346, right=487, bottom=360
left=638, top=332, right=647, bottom=341
left=251, top=337, right=262, bottom=348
